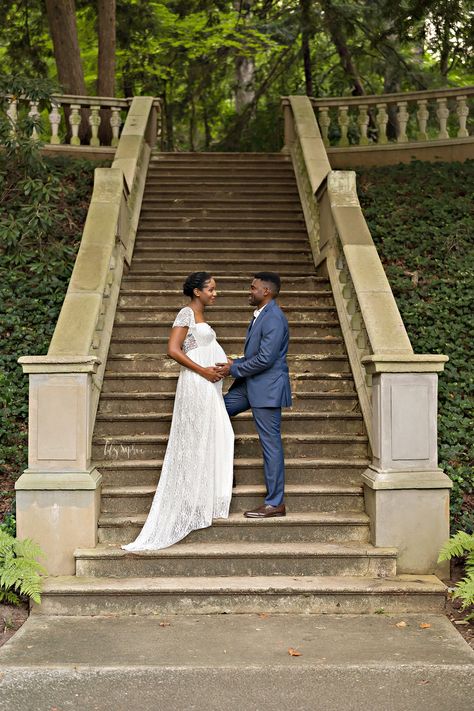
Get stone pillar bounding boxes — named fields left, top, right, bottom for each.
left=15, top=356, right=102, bottom=576
left=361, top=355, right=452, bottom=578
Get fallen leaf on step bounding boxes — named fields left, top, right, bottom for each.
left=288, top=647, right=302, bottom=656
left=417, top=680, right=430, bottom=685
left=419, top=623, right=431, bottom=629
left=258, top=613, right=270, bottom=619
left=159, top=621, right=171, bottom=627
left=395, top=621, right=407, bottom=628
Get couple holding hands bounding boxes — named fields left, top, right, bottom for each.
left=123, top=271, right=291, bottom=553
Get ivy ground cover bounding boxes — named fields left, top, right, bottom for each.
left=357, top=160, right=474, bottom=532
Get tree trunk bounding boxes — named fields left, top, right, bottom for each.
left=97, top=0, right=116, bottom=144
left=320, top=0, right=365, bottom=96
left=300, top=0, right=313, bottom=96
left=234, top=1, right=255, bottom=114
left=44, top=0, right=88, bottom=141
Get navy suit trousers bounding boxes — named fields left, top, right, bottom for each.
left=224, top=381, right=285, bottom=507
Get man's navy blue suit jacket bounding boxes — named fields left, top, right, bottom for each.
left=228, top=298, right=292, bottom=408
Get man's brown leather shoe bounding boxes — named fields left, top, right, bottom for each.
left=243, top=504, right=286, bottom=518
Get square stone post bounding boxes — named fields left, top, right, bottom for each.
left=361, top=355, right=452, bottom=577
left=15, top=356, right=102, bottom=576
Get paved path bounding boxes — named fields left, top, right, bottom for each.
left=0, top=613, right=473, bottom=710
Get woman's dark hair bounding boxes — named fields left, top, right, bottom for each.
left=183, top=271, right=213, bottom=298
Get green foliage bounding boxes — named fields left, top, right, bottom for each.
left=438, top=530, right=474, bottom=611
left=0, top=77, right=101, bottom=524
left=0, top=530, right=45, bottom=605
left=357, top=160, right=474, bottom=532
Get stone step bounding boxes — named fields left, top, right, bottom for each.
left=100, top=483, right=364, bottom=515
left=108, top=335, right=345, bottom=355
left=94, top=458, right=368, bottom=487
left=33, top=574, right=447, bottom=616
left=140, top=205, right=303, bottom=216
left=143, top=187, right=300, bottom=198
left=94, top=411, right=365, bottom=437
left=115, top=305, right=338, bottom=322
left=110, top=320, right=341, bottom=339
left=98, top=391, right=359, bottom=413
left=131, top=247, right=311, bottom=260
left=121, top=275, right=326, bottom=290
left=104, top=355, right=352, bottom=375
left=150, top=151, right=289, bottom=161
left=98, top=511, right=370, bottom=545
left=93, top=433, right=368, bottom=462
left=132, top=226, right=307, bottom=236
left=137, top=217, right=306, bottom=229
left=147, top=164, right=295, bottom=173
left=74, top=542, right=395, bottom=578
left=118, top=289, right=334, bottom=307
left=145, top=175, right=297, bottom=185
left=141, top=198, right=303, bottom=209
left=135, top=236, right=309, bottom=249
left=129, top=264, right=314, bottom=276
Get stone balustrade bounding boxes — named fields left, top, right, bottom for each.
left=283, top=95, right=452, bottom=575
left=2, top=93, right=162, bottom=148
left=303, top=86, right=473, bottom=147
left=16, top=97, right=157, bottom=575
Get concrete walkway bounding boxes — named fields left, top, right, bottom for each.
left=0, top=613, right=473, bottom=710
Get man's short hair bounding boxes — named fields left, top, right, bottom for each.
left=254, top=271, right=281, bottom=295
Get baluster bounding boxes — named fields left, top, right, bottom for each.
left=6, top=97, right=17, bottom=135
left=49, top=102, right=61, bottom=144
left=456, top=96, right=469, bottom=138
left=436, top=98, right=450, bottom=139
left=337, top=106, right=350, bottom=147
left=88, top=104, right=101, bottom=146
left=416, top=99, right=429, bottom=140
left=375, top=103, right=388, bottom=144
left=28, top=100, right=40, bottom=141
left=357, top=105, right=369, bottom=146
left=318, top=107, right=330, bottom=147
left=396, top=101, right=409, bottom=142
left=110, top=107, right=122, bottom=147
left=69, top=104, right=82, bottom=145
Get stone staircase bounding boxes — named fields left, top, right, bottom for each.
left=37, top=153, right=445, bottom=614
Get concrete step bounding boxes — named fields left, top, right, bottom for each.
left=74, top=542, right=395, bottom=578
left=98, top=511, right=370, bottom=545
left=115, top=305, right=338, bottom=322
left=98, top=392, right=359, bottom=413
left=94, top=457, right=368, bottom=487
left=118, top=289, right=334, bottom=307
left=110, top=320, right=341, bottom=339
left=145, top=176, right=297, bottom=185
left=94, top=411, right=365, bottom=437
left=143, top=187, right=300, bottom=198
left=147, top=164, right=295, bottom=173
left=150, top=152, right=290, bottom=161
left=121, top=275, right=327, bottom=290
left=140, top=205, right=304, bottom=216
left=32, top=574, right=447, bottom=616
left=108, top=336, right=345, bottom=356
left=128, top=264, right=314, bottom=276
left=104, top=355, right=352, bottom=375
left=100, top=483, right=364, bottom=515
left=93, top=433, right=368, bottom=461
left=131, top=226, right=308, bottom=237
left=134, top=235, right=309, bottom=249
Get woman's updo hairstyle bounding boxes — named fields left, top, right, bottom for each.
left=182, top=271, right=212, bottom=298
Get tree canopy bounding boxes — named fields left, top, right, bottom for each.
left=0, top=0, right=473, bottom=149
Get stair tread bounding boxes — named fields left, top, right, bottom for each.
left=102, top=484, right=363, bottom=496
left=99, top=511, right=370, bottom=526
left=95, top=411, right=363, bottom=421
left=39, top=574, right=446, bottom=594
left=75, top=542, right=396, bottom=559
left=94, top=457, right=369, bottom=469
left=99, top=391, right=356, bottom=399
left=94, top=433, right=367, bottom=444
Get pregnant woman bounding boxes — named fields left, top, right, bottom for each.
left=122, top=272, right=234, bottom=551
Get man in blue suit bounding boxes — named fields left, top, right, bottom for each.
left=217, top=272, right=292, bottom=518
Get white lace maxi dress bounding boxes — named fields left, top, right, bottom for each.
left=122, top=306, right=234, bottom=551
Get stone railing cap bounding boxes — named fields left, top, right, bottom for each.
left=361, top=354, right=449, bottom=374
left=18, top=355, right=101, bottom=374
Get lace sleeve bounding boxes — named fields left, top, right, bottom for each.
left=173, top=307, right=194, bottom=328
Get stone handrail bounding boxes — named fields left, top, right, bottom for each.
left=15, top=97, right=157, bottom=574
left=288, top=85, right=474, bottom=147
left=283, top=95, right=452, bottom=575
left=3, top=92, right=162, bottom=148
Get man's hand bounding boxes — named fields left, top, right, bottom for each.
left=216, top=358, right=233, bottom=377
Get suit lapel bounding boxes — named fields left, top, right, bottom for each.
left=244, top=301, right=274, bottom=350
